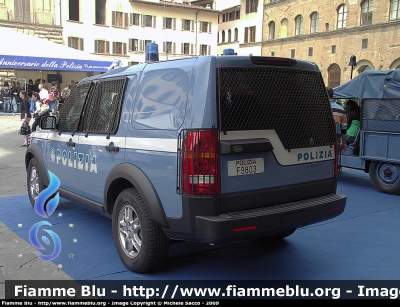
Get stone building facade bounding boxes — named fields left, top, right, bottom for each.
left=262, top=0, right=400, bottom=86
left=61, top=0, right=219, bottom=65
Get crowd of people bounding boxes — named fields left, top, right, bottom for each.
left=1, top=78, right=72, bottom=147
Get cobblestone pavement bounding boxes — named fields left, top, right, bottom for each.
left=0, top=113, right=72, bottom=300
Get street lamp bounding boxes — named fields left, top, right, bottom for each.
left=349, top=55, right=357, bottom=79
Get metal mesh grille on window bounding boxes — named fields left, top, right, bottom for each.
left=82, top=78, right=125, bottom=134
left=58, top=83, right=90, bottom=132
left=218, top=67, right=336, bottom=149
left=361, top=98, right=400, bottom=132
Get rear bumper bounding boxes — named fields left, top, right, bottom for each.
left=165, top=193, right=346, bottom=244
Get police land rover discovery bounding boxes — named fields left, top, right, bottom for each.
left=25, top=55, right=347, bottom=273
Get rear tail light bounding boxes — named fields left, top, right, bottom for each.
left=179, top=129, right=220, bottom=195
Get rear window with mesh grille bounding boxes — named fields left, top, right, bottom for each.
left=80, top=78, right=126, bottom=134
left=218, top=67, right=336, bottom=149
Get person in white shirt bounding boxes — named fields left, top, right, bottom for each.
left=38, top=83, right=49, bottom=105
left=31, top=92, right=47, bottom=132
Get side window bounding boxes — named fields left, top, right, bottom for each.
left=133, top=66, right=193, bottom=130
left=81, top=77, right=127, bottom=134
left=58, top=82, right=91, bottom=132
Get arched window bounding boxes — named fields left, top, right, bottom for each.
left=310, top=12, right=319, bottom=33
left=390, top=0, right=400, bottom=20
left=361, top=65, right=372, bottom=72
left=222, top=30, right=225, bottom=43
left=361, top=0, right=373, bottom=25
left=281, top=18, right=288, bottom=38
left=228, top=29, right=231, bottom=42
left=328, top=64, right=341, bottom=88
left=234, top=28, right=238, bottom=41
left=295, top=15, right=303, bottom=35
left=269, top=21, right=275, bottom=39
left=337, top=4, right=347, bottom=29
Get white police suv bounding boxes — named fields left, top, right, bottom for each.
left=26, top=55, right=347, bottom=273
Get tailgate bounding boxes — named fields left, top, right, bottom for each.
left=217, top=66, right=337, bottom=210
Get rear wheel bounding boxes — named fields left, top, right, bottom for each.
left=27, top=158, right=46, bottom=207
left=265, top=228, right=296, bottom=241
left=112, top=188, right=170, bottom=273
left=369, top=162, right=400, bottom=195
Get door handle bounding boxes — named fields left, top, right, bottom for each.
left=105, top=146, right=119, bottom=152
left=66, top=141, right=75, bottom=147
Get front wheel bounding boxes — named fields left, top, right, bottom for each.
left=27, top=158, right=46, bottom=207
left=112, top=188, right=170, bottom=273
left=369, top=162, right=400, bottom=195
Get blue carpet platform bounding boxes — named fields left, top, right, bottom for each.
left=1, top=168, right=399, bottom=281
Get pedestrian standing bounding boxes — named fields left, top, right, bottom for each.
left=10, top=81, right=19, bottom=114
left=19, top=90, right=32, bottom=147
left=1, top=81, right=12, bottom=113
left=27, top=79, right=34, bottom=97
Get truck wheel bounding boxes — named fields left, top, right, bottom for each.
left=112, top=188, right=170, bottom=273
left=27, top=158, right=46, bottom=207
left=369, top=162, right=400, bottom=195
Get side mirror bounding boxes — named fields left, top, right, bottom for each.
left=40, top=115, right=57, bottom=130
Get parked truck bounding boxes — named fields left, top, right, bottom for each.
left=334, top=70, right=400, bottom=195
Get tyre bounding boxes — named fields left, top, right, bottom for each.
left=264, top=228, right=296, bottom=241
left=369, top=161, right=400, bottom=195
left=27, top=158, right=46, bottom=207
left=112, top=188, right=170, bottom=273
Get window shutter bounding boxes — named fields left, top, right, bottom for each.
left=163, top=17, right=166, bottom=28
left=173, top=18, right=176, bottom=30
left=173, top=43, right=176, bottom=54
left=181, top=19, right=184, bottom=30
left=139, top=40, right=144, bottom=52
left=208, top=45, right=211, bottom=55
left=244, top=27, right=248, bottom=43
left=190, top=44, right=194, bottom=55
left=199, top=21, right=203, bottom=33
left=181, top=43, right=184, bottom=54
left=208, top=22, right=212, bottom=33
left=79, top=38, right=84, bottom=51
left=130, top=13, right=133, bottom=25
left=113, top=42, right=116, bottom=54
left=106, top=41, right=110, bottom=54
left=112, top=11, right=116, bottom=26
left=163, top=42, right=166, bottom=53
left=94, top=40, right=97, bottom=53
left=245, top=0, right=249, bottom=14
left=124, top=13, right=128, bottom=27
left=191, top=20, right=194, bottom=32
left=129, top=39, right=133, bottom=51
left=68, top=37, right=72, bottom=47
left=140, top=14, right=144, bottom=26
left=153, top=16, right=156, bottom=28
left=123, top=43, right=127, bottom=55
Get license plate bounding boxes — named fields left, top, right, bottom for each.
left=228, top=158, right=264, bottom=176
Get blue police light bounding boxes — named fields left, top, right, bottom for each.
left=145, top=42, right=159, bottom=63
left=223, top=48, right=235, bottom=55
